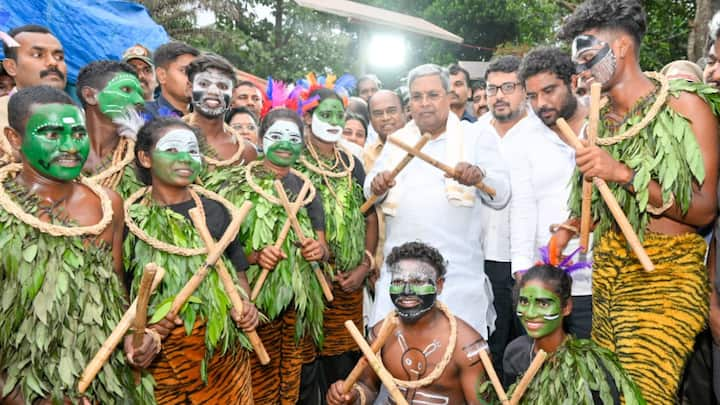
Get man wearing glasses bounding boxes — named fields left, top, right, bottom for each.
left=474, top=55, right=575, bottom=382
left=365, top=63, right=511, bottom=346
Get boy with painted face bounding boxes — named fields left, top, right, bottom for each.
left=125, top=117, right=259, bottom=403
left=327, top=241, right=488, bottom=405
left=299, top=86, right=380, bottom=388
left=487, top=263, right=644, bottom=404
left=204, top=108, right=329, bottom=405
left=183, top=53, right=256, bottom=172
left=77, top=60, right=146, bottom=196
left=0, top=86, right=157, bottom=403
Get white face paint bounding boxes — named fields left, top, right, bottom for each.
left=311, top=112, right=343, bottom=143
left=155, top=128, right=202, bottom=163
left=263, top=120, right=302, bottom=151
left=191, top=70, right=234, bottom=117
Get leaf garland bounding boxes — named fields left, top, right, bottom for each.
left=204, top=164, right=327, bottom=346
left=297, top=150, right=366, bottom=272
left=568, top=78, right=720, bottom=243
left=123, top=199, right=252, bottom=366
left=0, top=183, right=148, bottom=403
left=477, top=338, right=646, bottom=405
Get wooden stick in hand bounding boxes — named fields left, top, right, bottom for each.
left=556, top=118, right=654, bottom=272
left=132, top=265, right=157, bottom=348
left=78, top=264, right=166, bottom=394
left=188, top=208, right=270, bottom=365
left=250, top=180, right=311, bottom=301
left=273, top=180, right=334, bottom=302
left=508, top=350, right=547, bottom=405
left=479, top=349, right=509, bottom=404
left=387, top=135, right=496, bottom=197
left=342, top=316, right=398, bottom=394
left=361, top=133, right=432, bottom=213
left=345, top=320, right=409, bottom=405
left=580, top=83, right=602, bottom=251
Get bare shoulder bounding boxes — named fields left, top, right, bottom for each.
left=241, top=139, right=258, bottom=162
left=453, top=316, right=487, bottom=367
left=666, top=90, right=716, bottom=123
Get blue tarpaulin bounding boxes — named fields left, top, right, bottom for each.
left=0, top=0, right=169, bottom=84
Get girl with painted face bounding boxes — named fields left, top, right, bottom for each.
left=204, top=107, right=329, bottom=405
left=298, top=87, right=380, bottom=385
left=124, top=117, right=259, bottom=403
left=479, top=263, right=645, bottom=404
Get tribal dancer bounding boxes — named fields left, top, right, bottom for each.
left=76, top=60, right=146, bottom=197
left=0, top=86, right=156, bottom=404
left=555, top=0, right=720, bottom=402
left=204, top=107, right=328, bottom=405
left=297, top=76, right=379, bottom=386
left=182, top=54, right=256, bottom=179
left=327, top=241, right=487, bottom=405
left=479, top=246, right=644, bottom=404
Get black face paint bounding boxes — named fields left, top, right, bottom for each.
left=390, top=281, right=437, bottom=323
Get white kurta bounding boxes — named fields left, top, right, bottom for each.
left=364, top=114, right=511, bottom=339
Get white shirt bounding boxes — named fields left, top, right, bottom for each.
left=364, top=115, right=511, bottom=338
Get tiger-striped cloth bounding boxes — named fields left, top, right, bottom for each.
left=592, top=231, right=709, bottom=404
left=250, top=308, right=317, bottom=405
left=150, top=321, right=254, bottom=404
left=320, top=282, right=364, bottom=357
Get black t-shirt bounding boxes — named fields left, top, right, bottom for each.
left=281, top=170, right=326, bottom=231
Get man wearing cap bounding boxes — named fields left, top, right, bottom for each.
left=122, top=44, right=156, bottom=101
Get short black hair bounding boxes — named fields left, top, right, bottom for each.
left=516, top=264, right=572, bottom=308
left=152, top=41, right=200, bottom=69
left=448, top=64, right=470, bottom=86
left=259, top=108, right=303, bottom=141
left=519, top=47, right=575, bottom=85
left=386, top=241, right=447, bottom=279
left=344, top=111, right=368, bottom=136
left=471, top=79, right=487, bottom=93
left=134, top=117, right=199, bottom=185
left=3, top=25, right=54, bottom=60
left=558, top=0, right=647, bottom=46
left=235, top=80, right=256, bottom=89
left=225, top=106, right=258, bottom=125
left=484, top=56, right=522, bottom=80
left=8, top=85, right=75, bottom=135
left=76, top=60, right=137, bottom=107
left=186, top=53, right=237, bottom=88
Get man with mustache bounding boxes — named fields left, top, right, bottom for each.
left=231, top=80, right=263, bottom=119
left=519, top=47, right=592, bottom=339
left=0, top=25, right=67, bottom=159
left=122, top=44, right=157, bottom=102
left=474, top=55, right=575, bottom=381
left=76, top=60, right=146, bottom=196
left=471, top=80, right=489, bottom=119
left=448, top=64, right=476, bottom=123
left=366, top=63, right=510, bottom=352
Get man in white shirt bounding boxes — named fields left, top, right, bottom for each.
left=520, top=47, right=593, bottom=339
left=366, top=63, right=511, bottom=341
left=475, top=56, right=577, bottom=380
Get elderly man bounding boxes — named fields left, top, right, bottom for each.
left=366, top=63, right=510, bottom=341
left=122, top=43, right=157, bottom=101
left=357, top=74, right=381, bottom=102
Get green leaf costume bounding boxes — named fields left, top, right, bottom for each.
left=568, top=77, right=720, bottom=242
left=204, top=163, right=326, bottom=345
left=0, top=181, right=148, bottom=404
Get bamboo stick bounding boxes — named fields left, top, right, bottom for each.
left=131, top=265, right=157, bottom=384
left=250, top=181, right=311, bottom=301
left=345, top=320, right=409, bottom=405
left=556, top=118, right=654, bottom=272
left=360, top=133, right=432, bottom=213
left=273, top=180, right=334, bottom=302
left=479, top=349, right=509, bottom=404
left=580, top=83, right=602, bottom=251
left=187, top=208, right=270, bottom=365
left=78, top=264, right=166, bottom=394
left=342, top=317, right=398, bottom=394
left=387, top=136, right=496, bottom=197
left=508, top=350, right=548, bottom=405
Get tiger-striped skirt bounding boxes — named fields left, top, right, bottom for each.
left=150, top=321, right=254, bottom=404
left=320, top=282, right=364, bottom=357
left=592, top=231, right=709, bottom=404
left=250, top=308, right=317, bottom=405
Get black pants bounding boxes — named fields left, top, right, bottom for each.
left=315, top=352, right=361, bottom=404
left=566, top=294, right=592, bottom=339
left=485, top=260, right=520, bottom=384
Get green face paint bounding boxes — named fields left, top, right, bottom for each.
left=97, top=72, right=145, bottom=120
left=311, top=98, right=345, bottom=142
left=22, top=103, right=89, bottom=181
left=263, top=120, right=303, bottom=167
left=516, top=283, right=563, bottom=339
left=151, top=128, right=202, bottom=186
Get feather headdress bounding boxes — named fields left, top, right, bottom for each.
left=261, top=76, right=305, bottom=118
left=518, top=236, right=592, bottom=275
left=297, top=72, right=356, bottom=113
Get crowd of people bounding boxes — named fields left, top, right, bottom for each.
left=1, top=0, right=720, bottom=403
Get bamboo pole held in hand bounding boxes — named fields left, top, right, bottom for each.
left=508, top=350, right=548, bottom=405
left=342, top=316, right=398, bottom=394
left=479, top=349, right=509, bottom=404
left=580, top=83, right=602, bottom=251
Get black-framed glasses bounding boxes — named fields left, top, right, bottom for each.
left=486, top=82, right=522, bottom=96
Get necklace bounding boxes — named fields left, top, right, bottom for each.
left=244, top=160, right=316, bottom=206
left=300, top=140, right=354, bottom=201
left=85, top=137, right=135, bottom=190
